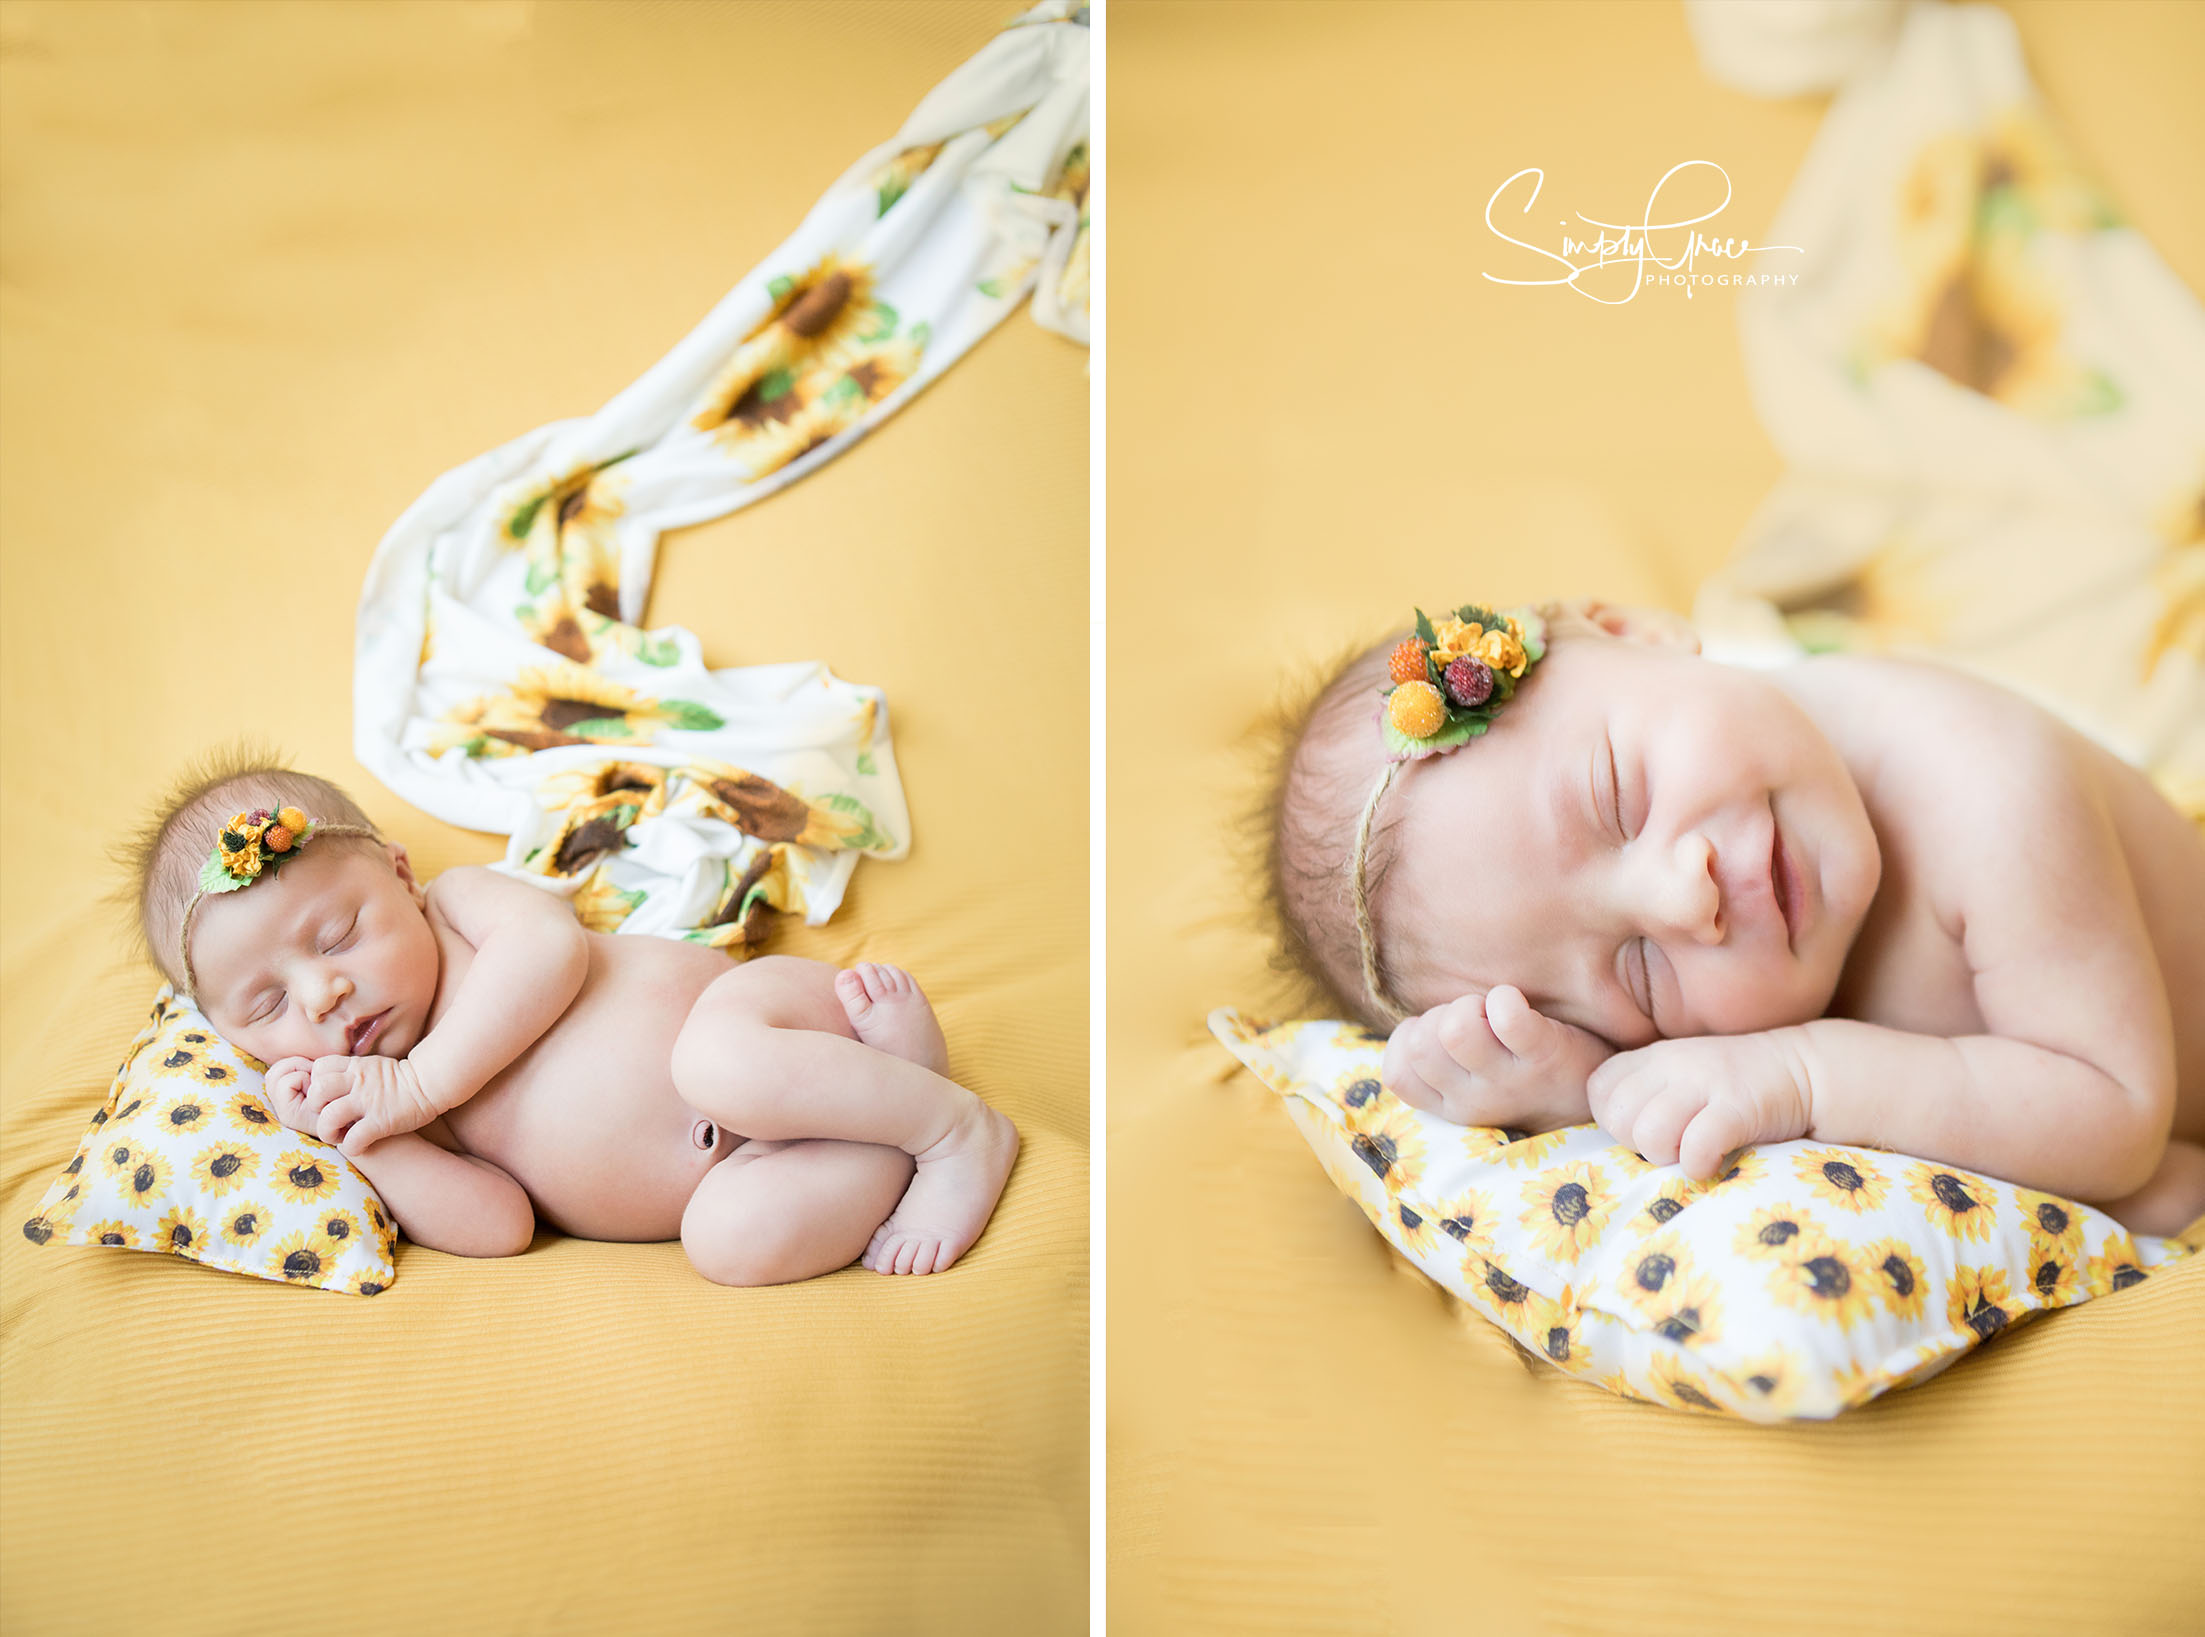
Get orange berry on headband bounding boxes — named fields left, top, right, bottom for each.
left=1387, top=680, right=1447, bottom=739
left=263, top=825, right=296, bottom=853
left=276, top=807, right=308, bottom=833
left=1387, top=638, right=1430, bottom=686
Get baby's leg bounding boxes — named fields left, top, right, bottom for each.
left=672, top=956, right=1018, bottom=1275
left=2094, top=1137, right=2205, bottom=1240
left=681, top=1138, right=913, bottom=1287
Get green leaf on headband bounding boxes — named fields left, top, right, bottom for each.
left=1379, top=711, right=1492, bottom=762
left=1413, top=608, right=1438, bottom=647
left=198, top=854, right=250, bottom=894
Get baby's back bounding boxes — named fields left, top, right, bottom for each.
left=424, top=917, right=736, bottom=1239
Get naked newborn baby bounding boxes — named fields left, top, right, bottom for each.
left=1268, top=599, right=2205, bottom=1238
left=130, top=758, right=1018, bottom=1284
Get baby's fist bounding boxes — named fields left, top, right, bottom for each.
left=262, top=1058, right=318, bottom=1136
left=1382, top=985, right=1605, bottom=1129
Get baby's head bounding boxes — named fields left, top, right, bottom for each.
left=1265, top=601, right=1882, bottom=1044
left=124, top=748, right=438, bottom=1065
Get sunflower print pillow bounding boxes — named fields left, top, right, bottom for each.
left=1210, top=1011, right=2188, bottom=1422
left=22, top=988, right=397, bottom=1295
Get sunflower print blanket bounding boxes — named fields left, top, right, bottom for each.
left=1211, top=1012, right=2189, bottom=1422
left=353, top=2, right=1089, bottom=945
left=1690, top=0, right=2203, bottom=830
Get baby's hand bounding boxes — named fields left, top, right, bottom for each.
left=1382, top=985, right=1611, bottom=1129
left=1586, top=1032, right=1812, bottom=1180
left=263, top=1058, right=319, bottom=1138
left=293, top=1054, right=438, bottom=1157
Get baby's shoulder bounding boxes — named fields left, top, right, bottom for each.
left=1802, top=654, right=2070, bottom=793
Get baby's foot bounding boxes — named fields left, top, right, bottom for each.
left=834, top=963, right=949, bottom=1077
left=860, top=1097, right=1019, bottom=1276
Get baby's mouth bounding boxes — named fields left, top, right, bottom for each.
left=346, top=1011, right=388, bottom=1055
left=1770, top=822, right=1802, bottom=952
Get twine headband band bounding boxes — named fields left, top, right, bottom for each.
left=1348, top=603, right=1547, bottom=1029
left=177, top=807, right=381, bottom=997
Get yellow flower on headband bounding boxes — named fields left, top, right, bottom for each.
left=1474, top=626, right=1528, bottom=677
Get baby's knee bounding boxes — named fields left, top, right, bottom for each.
left=682, top=1208, right=812, bottom=1287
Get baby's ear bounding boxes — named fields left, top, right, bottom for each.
left=1566, top=599, right=1701, bottom=654
left=384, top=842, right=426, bottom=904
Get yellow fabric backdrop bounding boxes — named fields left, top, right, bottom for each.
left=1109, top=2, right=2204, bottom=1631
left=0, top=4, right=1085, bottom=1631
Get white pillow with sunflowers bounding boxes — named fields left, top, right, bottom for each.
left=23, top=988, right=397, bottom=1295
left=1210, top=1011, right=2187, bottom=1422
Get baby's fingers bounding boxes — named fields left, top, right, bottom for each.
left=1628, top=1085, right=1710, bottom=1170
left=314, top=1095, right=358, bottom=1149
left=1482, top=986, right=1567, bottom=1067
left=1677, top=1099, right=1753, bottom=1183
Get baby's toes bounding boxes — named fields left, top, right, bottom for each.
left=835, top=968, right=877, bottom=1022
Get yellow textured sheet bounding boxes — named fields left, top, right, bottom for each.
left=1109, top=3, right=2204, bottom=1631
left=0, top=4, right=1084, bottom=1631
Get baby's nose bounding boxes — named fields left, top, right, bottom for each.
left=1652, top=834, right=1723, bottom=945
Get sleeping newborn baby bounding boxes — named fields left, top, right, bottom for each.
left=1268, top=599, right=2205, bottom=1237
left=129, top=758, right=1018, bottom=1284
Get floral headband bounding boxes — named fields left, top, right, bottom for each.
left=177, top=807, right=380, bottom=996
left=1352, top=604, right=1547, bottom=1027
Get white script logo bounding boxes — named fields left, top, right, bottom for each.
left=1483, top=162, right=1803, bottom=302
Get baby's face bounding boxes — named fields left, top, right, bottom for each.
left=188, top=842, right=440, bottom=1067
left=1380, top=637, right=1881, bottom=1046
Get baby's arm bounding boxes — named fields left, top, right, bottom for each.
left=266, top=1065, right=533, bottom=1256
left=300, top=866, right=587, bottom=1153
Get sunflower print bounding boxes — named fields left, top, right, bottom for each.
left=1644, top=1269, right=1726, bottom=1352
left=1526, top=1287, right=1590, bottom=1373
left=1489, top=1127, right=1574, bottom=1169
left=1427, top=1188, right=1496, bottom=1253
left=87, top=1219, right=139, bottom=1250
left=1794, top=1148, right=1890, bottom=1214
left=1859, top=1236, right=1931, bottom=1321
left=1734, top=1202, right=1827, bottom=1263
left=1907, top=1162, right=1999, bottom=1242
left=189, top=1142, right=259, bottom=1197
left=1615, top=1229, right=1692, bottom=1315
left=504, top=454, right=635, bottom=666
left=269, top=1149, right=344, bottom=1208
left=119, top=1151, right=174, bottom=1213
left=2086, top=1232, right=2150, bottom=1294
left=1392, top=1199, right=1438, bottom=1258
left=152, top=1205, right=211, bottom=1257
left=315, top=1209, right=366, bottom=1252
left=1464, top=1254, right=1538, bottom=1326
left=346, top=1271, right=391, bottom=1298
left=225, top=1091, right=278, bottom=1133
left=572, top=870, right=648, bottom=934
left=1764, top=1234, right=1877, bottom=1331
left=1645, top=1360, right=1728, bottom=1416
left=2022, top=1234, right=2081, bottom=1307
left=1947, top=1264, right=2019, bottom=1341
left=100, top=1138, right=140, bottom=1179
left=1456, top=1124, right=1518, bottom=1162
left=266, top=1230, right=345, bottom=1285
left=195, top=1061, right=240, bottom=1089
left=1603, top=1144, right=1661, bottom=1179
left=1701, top=1149, right=1769, bottom=1191
left=1732, top=1348, right=1810, bottom=1416
left=428, top=662, right=724, bottom=760
left=1347, top=1105, right=1429, bottom=1195
left=1624, top=1179, right=1698, bottom=1237
left=157, top=1094, right=215, bottom=1136
left=221, top=1205, right=270, bottom=1248
left=1517, top=1162, right=1617, bottom=1263
left=1332, top=1072, right=1386, bottom=1117
left=2012, top=1188, right=2085, bottom=1248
